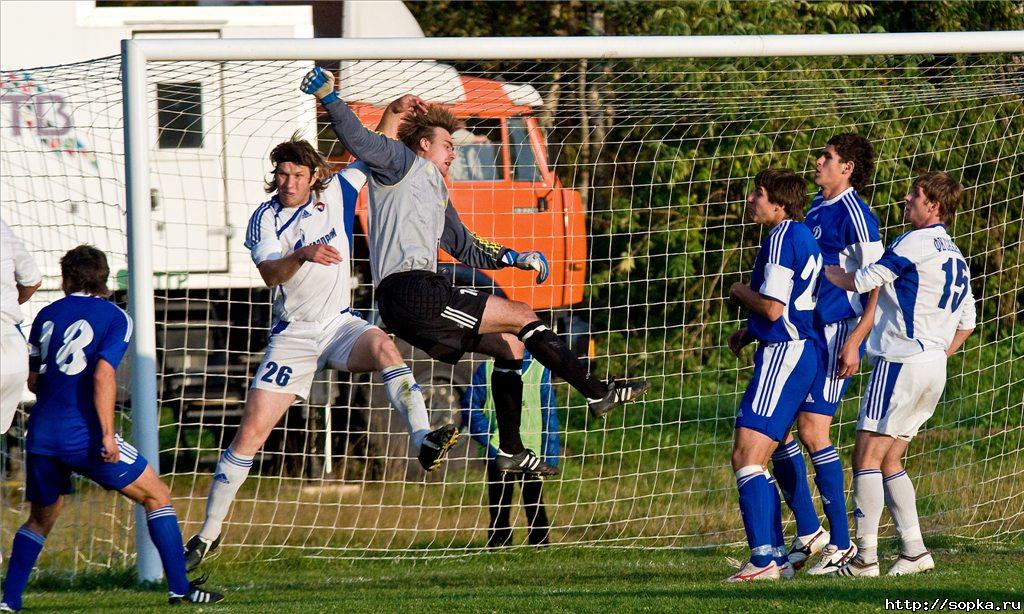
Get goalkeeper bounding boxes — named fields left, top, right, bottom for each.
left=302, top=66, right=648, bottom=476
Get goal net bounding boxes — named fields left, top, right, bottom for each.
left=1, top=45, right=1021, bottom=574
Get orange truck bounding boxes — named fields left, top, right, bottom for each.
left=320, top=71, right=591, bottom=478
left=334, top=74, right=588, bottom=332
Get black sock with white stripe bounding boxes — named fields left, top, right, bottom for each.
left=517, top=321, right=607, bottom=399
left=492, top=358, right=525, bottom=455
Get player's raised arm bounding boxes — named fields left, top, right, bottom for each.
left=375, top=94, right=428, bottom=140
left=301, top=66, right=414, bottom=184
left=825, top=236, right=910, bottom=294
left=440, top=203, right=550, bottom=283
left=824, top=237, right=909, bottom=295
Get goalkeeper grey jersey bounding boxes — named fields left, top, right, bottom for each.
left=323, top=99, right=511, bottom=285
left=368, top=156, right=446, bottom=284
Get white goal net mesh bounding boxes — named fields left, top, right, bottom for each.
left=1, top=51, right=1021, bottom=573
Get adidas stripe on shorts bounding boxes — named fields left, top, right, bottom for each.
left=375, top=270, right=489, bottom=365
left=735, top=338, right=819, bottom=441
left=858, top=352, right=947, bottom=442
left=26, top=434, right=148, bottom=506
left=799, top=316, right=861, bottom=417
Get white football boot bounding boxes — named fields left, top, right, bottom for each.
left=887, top=551, right=935, bottom=576
left=807, top=543, right=858, bottom=575
left=725, top=560, right=781, bottom=582
left=833, top=553, right=880, bottom=577
left=788, top=528, right=830, bottom=570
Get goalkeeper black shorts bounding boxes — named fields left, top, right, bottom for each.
left=376, top=270, right=489, bottom=364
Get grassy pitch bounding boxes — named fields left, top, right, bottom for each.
left=19, top=540, right=1022, bottom=612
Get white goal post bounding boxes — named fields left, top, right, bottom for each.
left=110, top=30, right=1022, bottom=581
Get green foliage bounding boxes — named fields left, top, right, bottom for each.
left=411, top=0, right=1024, bottom=38
left=411, top=4, right=1022, bottom=374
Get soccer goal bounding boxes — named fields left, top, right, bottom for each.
left=1, top=32, right=1021, bottom=581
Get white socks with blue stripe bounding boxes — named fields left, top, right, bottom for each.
left=198, top=448, right=254, bottom=542
left=853, top=468, right=883, bottom=563
left=884, top=470, right=927, bottom=557
left=381, top=364, right=431, bottom=449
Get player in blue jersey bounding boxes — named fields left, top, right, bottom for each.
left=0, top=246, right=222, bottom=611
left=773, top=134, right=882, bottom=574
left=725, top=169, right=823, bottom=582
left=825, top=172, right=975, bottom=577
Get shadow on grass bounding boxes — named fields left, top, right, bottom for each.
left=28, top=568, right=159, bottom=593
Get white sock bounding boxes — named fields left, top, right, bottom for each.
left=199, top=448, right=254, bottom=542
left=381, top=364, right=431, bottom=449
left=884, top=470, right=927, bottom=556
left=853, top=468, right=884, bottom=563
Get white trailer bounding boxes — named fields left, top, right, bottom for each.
left=1, top=0, right=314, bottom=302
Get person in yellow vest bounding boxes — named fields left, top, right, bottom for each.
left=462, top=350, right=560, bottom=547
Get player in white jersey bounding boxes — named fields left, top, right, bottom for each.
left=185, top=97, right=458, bottom=571
left=824, top=171, right=976, bottom=577
left=0, top=218, right=41, bottom=434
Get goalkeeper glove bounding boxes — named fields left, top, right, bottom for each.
left=300, top=66, right=338, bottom=104
left=502, top=250, right=549, bottom=284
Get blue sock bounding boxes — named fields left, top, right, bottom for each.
left=771, top=439, right=821, bottom=537
left=766, top=472, right=789, bottom=566
left=736, top=466, right=774, bottom=567
left=146, top=506, right=191, bottom=596
left=811, top=446, right=851, bottom=549
left=2, top=527, right=46, bottom=610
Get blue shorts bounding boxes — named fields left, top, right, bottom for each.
left=736, top=338, right=818, bottom=441
left=798, top=318, right=864, bottom=417
left=26, top=435, right=148, bottom=507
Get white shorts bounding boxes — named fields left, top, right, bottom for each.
left=858, top=353, right=947, bottom=441
left=1, top=323, right=29, bottom=434
left=250, top=310, right=375, bottom=400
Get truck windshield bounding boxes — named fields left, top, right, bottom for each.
left=449, top=117, right=502, bottom=182
left=508, top=117, right=542, bottom=182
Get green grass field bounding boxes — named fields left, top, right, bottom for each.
left=15, top=539, right=1023, bottom=612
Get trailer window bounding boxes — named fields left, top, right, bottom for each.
left=449, top=117, right=502, bottom=182
left=157, top=82, right=203, bottom=149
left=508, top=117, right=542, bottom=182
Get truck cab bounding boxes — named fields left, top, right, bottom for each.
left=321, top=68, right=591, bottom=479
left=339, top=75, right=587, bottom=313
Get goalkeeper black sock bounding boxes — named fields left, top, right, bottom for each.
left=517, top=321, right=607, bottom=399
left=492, top=358, right=525, bottom=455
